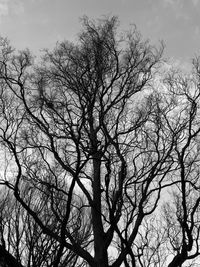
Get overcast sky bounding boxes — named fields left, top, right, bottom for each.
left=0, top=0, right=199, bottom=65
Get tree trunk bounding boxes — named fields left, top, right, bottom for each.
left=0, top=245, right=23, bottom=267
left=92, top=153, right=109, bottom=267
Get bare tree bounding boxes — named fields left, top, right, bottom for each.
left=158, top=60, right=200, bottom=267
left=130, top=59, right=200, bottom=267
left=0, top=16, right=166, bottom=266
left=3, top=15, right=200, bottom=267
left=0, top=184, right=83, bottom=267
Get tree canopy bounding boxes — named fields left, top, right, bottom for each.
left=0, top=16, right=200, bottom=267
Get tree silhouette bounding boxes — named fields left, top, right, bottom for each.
left=0, top=16, right=200, bottom=267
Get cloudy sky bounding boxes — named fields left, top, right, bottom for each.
left=0, top=0, right=199, bottom=65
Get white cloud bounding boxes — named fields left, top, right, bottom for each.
left=0, top=0, right=9, bottom=17
left=163, top=0, right=179, bottom=6
left=164, top=0, right=199, bottom=8
left=163, top=0, right=185, bottom=10
left=0, top=0, right=24, bottom=19
left=194, top=25, right=200, bottom=40
left=163, top=0, right=175, bottom=5
left=11, top=0, right=24, bottom=15
left=162, top=0, right=190, bottom=21
left=195, top=26, right=200, bottom=34
left=164, top=58, right=192, bottom=73
left=192, top=0, right=199, bottom=6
